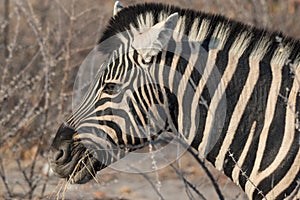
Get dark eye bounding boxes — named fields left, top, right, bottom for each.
left=103, top=83, right=121, bottom=95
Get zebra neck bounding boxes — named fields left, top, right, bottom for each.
left=148, top=14, right=300, bottom=200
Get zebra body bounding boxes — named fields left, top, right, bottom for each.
left=50, top=2, right=300, bottom=199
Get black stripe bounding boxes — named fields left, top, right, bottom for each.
left=128, top=97, right=147, bottom=128
left=77, top=120, right=117, bottom=146
left=266, top=91, right=300, bottom=199
left=259, top=65, right=294, bottom=171
left=103, top=121, right=124, bottom=145
left=164, top=87, right=179, bottom=130
left=95, top=97, right=115, bottom=108
left=132, top=49, right=139, bottom=65
left=237, top=43, right=277, bottom=191
left=115, top=54, right=125, bottom=80
left=218, top=51, right=254, bottom=178
left=162, top=51, right=175, bottom=88
left=149, top=83, right=160, bottom=105
left=94, top=101, right=144, bottom=146
left=138, top=85, right=149, bottom=111
left=111, top=56, right=120, bottom=79
left=254, top=130, right=300, bottom=199
left=277, top=170, right=300, bottom=200
left=206, top=40, right=253, bottom=166
left=124, top=61, right=135, bottom=84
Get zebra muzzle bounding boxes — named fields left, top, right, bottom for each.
left=49, top=122, right=104, bottom=183
left=68, top=152, right=102, bottom=184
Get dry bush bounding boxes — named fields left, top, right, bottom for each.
left=0, top=0, right=111, bottom=198
left=0, top=0, right=299, bottom=199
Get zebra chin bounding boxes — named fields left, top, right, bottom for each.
left=49, top=123, right=105, bottom=184
left=49, top=148, right=104, bottom=184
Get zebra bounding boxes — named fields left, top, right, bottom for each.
left=49, top=2, right=300, bottom=199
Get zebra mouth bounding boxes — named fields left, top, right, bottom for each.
left=50, top=142, right=104, bottom=184
left=67, top=151, right=103, bottom=184
left=49, top=123, right=107, bottom=184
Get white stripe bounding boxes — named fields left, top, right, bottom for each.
left=181, top=18, right=213, bottom=144
left=136, top=13, right=154, bottom=30
left=75, top=132, right=116, bottom=159
left=158, top=11, right=169, bottom=22
left=177, top=44, right=199, bottom=140
left=215, top=55, right=260, bottom=170
left=168, top=54, right=180, bottom=91
left=214, top=35, right=269, bottom=169
left=188, top=18, right=200, bottom=40
left=76, top=123, right=120, bottom=145
left=196, top=50, right=222, bottom=156
left=158, top=51, right=167, bottom=89
left=168, top=16, right=186, bottom=91
left=195, top=19, right=210, bottom=42
left=265, top=66, right=300, bottom=199
left=245, top=45, right=292, bottom=196
left=196, top=24, right=231, bottom=157
left=173, top=16, right=186, bottom=41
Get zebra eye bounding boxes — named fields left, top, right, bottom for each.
left=103, top=83, right=121, bottom=95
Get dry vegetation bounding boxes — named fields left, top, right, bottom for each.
left=0, top=0, right=299, bottom=199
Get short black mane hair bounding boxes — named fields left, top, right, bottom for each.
left=98, top=2, right=300, bottom=63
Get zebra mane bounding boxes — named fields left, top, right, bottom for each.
left=99, top=2, right=300, bottom=67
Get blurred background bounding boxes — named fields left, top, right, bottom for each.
left=0, top=0, right=299, bottom=199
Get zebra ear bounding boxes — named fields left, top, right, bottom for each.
left=132, top=13, right=179, bottom=63
left=113, top=1, right=123, bottom=16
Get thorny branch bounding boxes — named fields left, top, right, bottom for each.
left=0, top=158, right=13, bottom=198
left=187, top=147, right=225, bottom=200
left=169, top=162, right=207, bottom=200
left=4, top=0, right=10, bottom=59
left=57, top=0, right=74, bottom=122
left=1, top=0, right=102, bottom=199
left=137, top=169, right=166, bottom=200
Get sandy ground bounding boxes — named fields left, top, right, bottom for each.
left=1, top=151, right=248, bottom=200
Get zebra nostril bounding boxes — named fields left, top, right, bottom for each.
left=53, top=149, right=67, bottom=163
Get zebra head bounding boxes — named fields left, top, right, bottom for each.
left=49, top=4, right=190, bottom=184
